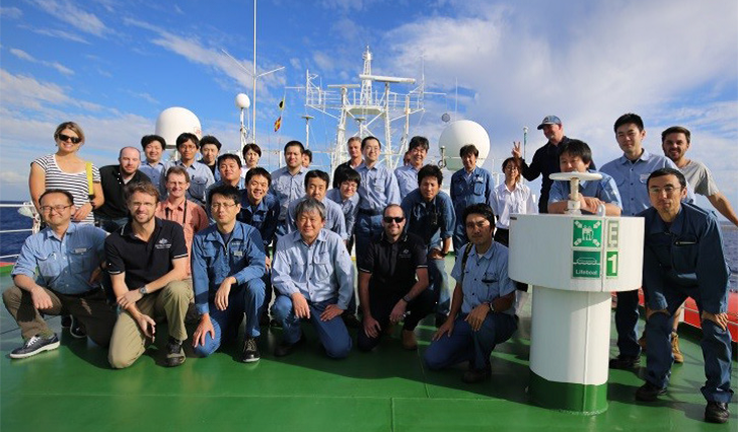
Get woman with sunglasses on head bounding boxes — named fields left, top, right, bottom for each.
left=29, top=122, right=105, bottom=225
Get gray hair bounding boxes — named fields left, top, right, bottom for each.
left=295, top=197, right=326, bottom=221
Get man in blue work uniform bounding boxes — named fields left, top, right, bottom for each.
left=401, top=165, right=455, bottom=326
left=270, top=141, right=307, bottom=237
left=600, top=113, right=685, bottom=369
left=4, top=189, right=116, bottom=358
left=271, top=198, right=354, bottom=359
left=450, top=144, right=494, bottom=251
left=285, top=170, right=347, bottom=241
left=635, top=168, right=732, bottom=424
left=423, top=203, right=517, bottom=383
left=239, top=167, right=280, bottom=325
left=191, top=185, right=266, bottom=362
left=394, top=136, right=429, bottom=197
left=355, top=136, right=401, bottom=254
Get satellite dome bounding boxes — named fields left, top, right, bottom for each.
left=155, top=107, right=202, bottom=150
left=438, top=120, right=490, bottom=171
left=235, top=93, right=251, bottom=109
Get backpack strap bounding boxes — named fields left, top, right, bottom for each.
left=86, top=162, right=94, bottom=201
left=459, top=242, right=473, bottom=284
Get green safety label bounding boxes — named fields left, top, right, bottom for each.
left=572, top=220, right=602, bottom=248
left=572, top=250, right=601, bottom=279
left=606, top=251, right=619, bottom=278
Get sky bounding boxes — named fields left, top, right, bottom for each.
left=0, top=0, right=736, bottom=218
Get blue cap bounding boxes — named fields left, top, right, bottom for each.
left=537, top=115, right=562, bottom=130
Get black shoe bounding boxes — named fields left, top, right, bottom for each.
left=462, top=366, right=491, bottom=384
left=274, top=333, right=305, bottom=357
left=165, top=337, right=185, bottom=367
left=609, top=354, right=640, bottom=369
left=435, top=314, right=448, bottom=328
left=10, top=334, right=60, bottom=359
left=241, top=337, right=260, bottom=363
left=61, top=315, right=72, bottom=328
left=635, top=382, right=666, bottom=402
left=704, top=401, right=729, bottom=424
left=259, top=313, right=271, bottom=327
left=69, top=316, right=87, bottom=339
left=342, top=314, right=361, bottom=329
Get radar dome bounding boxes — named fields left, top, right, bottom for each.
left=438, top=120, right=490, bottom=171
left=155, top=107, right=202, bottom=150
left=235, top=93, right=251, bottom=109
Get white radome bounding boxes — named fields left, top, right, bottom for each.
left=235, top=93, right=251, bottom=109
left=438, top=120, right=491, bottom=171
left=155, top=107, right=202, bottom=149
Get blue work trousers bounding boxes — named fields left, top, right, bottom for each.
left=428, top=257, right=450, bottom=316
left=193, top=278, right=265, bottom=357
left=615, top=289, right=641, bottom=357
left=271, top=295, right=352, bottom=359
left=424, top=312, right=517, bottom=370
left=644, top=286, right=733, bottom=403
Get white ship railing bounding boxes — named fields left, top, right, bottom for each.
left=0, top=202, right=38, bottom=261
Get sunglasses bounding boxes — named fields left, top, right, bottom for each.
left=58, top=134, right=81, bottom=144
left=383, top=216, right=405, bottom=224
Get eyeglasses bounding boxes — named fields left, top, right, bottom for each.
left=211, top=203, right=238, bottom=210
left=57, top=134, right=81, bottom=144
left=130, top=202, right=155, bottom=209
left=383, top=216, right=405, bottom=224
left=40, top=205, right=73, bottom=213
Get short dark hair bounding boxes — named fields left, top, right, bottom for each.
left=303, top=149, right=313, bottom=162
left=165, top=166, right=190, bottom=183
left=361, top=136, right=381, bottom=149
left=242, top=143, right=261, bottom=157
left=40, top=189, right=74, bottom=206
left=614, top=113, right=644, bottom=132
left=501, top=157, right=521, bottom=182
left=208, top=184, right=241, bottom=206
left=125, top=181, right=160, bottom=203
left=304, top=169, right=330, bottom=189
left=463, top=203, right=495, bottom=226
left=459, top=144, right=479, bottom=158
left=558, top=139, right=592, bottom=165
left=200, top=135, right=222, bottom=151
left=647, top=167, right=687, bottom=189
left=418, top=164, right=443, bottom=186
left=141, top=134, right=166, bottom=150
left=218, top=153, right=242, bottom=168
left=176, top=132, right=200, bottom=149
left=284, top=140, right=305, bottom=154
left=382, top=204, right=404, bottom=218
left=333, top=166, right=361, bottom=189
left=245, top=167, right=271, bottom=186
left=661, top=126, right=691, bottom=144
left=408, top=136, right=429, bottom=151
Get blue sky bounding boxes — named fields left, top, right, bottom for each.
left=1, top=0, right=736, bottom=216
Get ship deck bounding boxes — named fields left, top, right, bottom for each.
left=1, top=269, right=736, bottom=432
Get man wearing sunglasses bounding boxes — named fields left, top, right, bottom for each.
left=357, top=205, right=433, bottom=351
left=4, top=189, right=116, bottom=359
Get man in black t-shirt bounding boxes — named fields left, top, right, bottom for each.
left=105, top=182, right=193, bottom=369
left=95, top=147, right=151, bottom=232
left=357, top=204, right=433, bottom=352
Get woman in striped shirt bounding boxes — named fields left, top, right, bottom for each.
left=29, top=122, right=105, bottom=225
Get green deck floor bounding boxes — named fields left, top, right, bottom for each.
left=1, top=272, right=736, bottom=431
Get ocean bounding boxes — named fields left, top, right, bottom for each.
left=0, top=201, right=736, bottom=290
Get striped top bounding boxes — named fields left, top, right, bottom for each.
left=32, top=154, right=101, bottom=225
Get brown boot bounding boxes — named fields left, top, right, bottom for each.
left=671, top=332, right=683, bottom=363
left=401, top=329, right=418, bottom=350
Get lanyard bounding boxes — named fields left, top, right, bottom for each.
left=165, top=200, right=188, bottom=226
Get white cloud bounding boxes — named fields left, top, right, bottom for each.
left=9, top=48, right=75, bottom=76
left=26, top=27, right=90, bottom=44
left=0, top=6, right=23, bottom=19
left=28, top=0, right=108, bottom=37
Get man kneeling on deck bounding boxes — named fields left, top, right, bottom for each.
left=423, top=203, right=517, bottom=383
left=271, top=198, right=353, bottom=358
left=4, top=189, right=116, bottom=358
left=357, top=204, right=433, bottom=352
left=191, top=185, right=266, bottom=362
left=105, top=182, right=193, bottom=368
left=636, top=168, right=733, bottom=424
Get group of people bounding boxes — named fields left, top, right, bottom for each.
left=4, top=112, right=734, bottom=424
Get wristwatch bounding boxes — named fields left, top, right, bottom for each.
left=488, top=302, right=496, bottom=313
left=139, top=285, right=149, bottom=296
left=402, top=295, right=412, bottom=303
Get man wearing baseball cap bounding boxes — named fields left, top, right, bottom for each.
left=512, top=115, right=594, bottom=213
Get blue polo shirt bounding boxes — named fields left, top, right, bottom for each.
left=451, top=242, right=516, bottom=315
left=12, top=223, right=107, bottom=295
left=548, top=169, right=622, bottom=211
left=191, top=222, right=266, bottom=314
